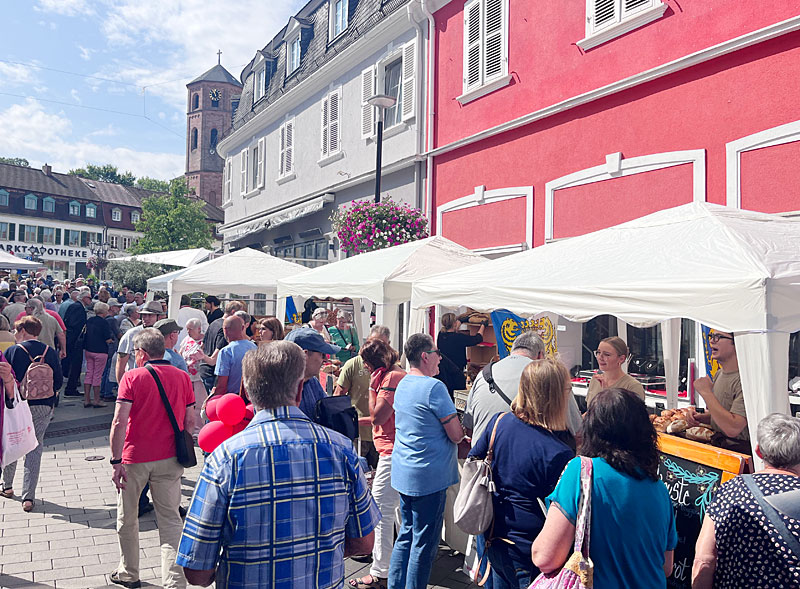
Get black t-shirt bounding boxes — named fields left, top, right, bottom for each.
left=437, top=330, right=483, bottom=371
left=197, top=317, right=227, bottom=381
left=206, top=308, right=223, bottom=323
left=84, top=316, right=112, bottom=353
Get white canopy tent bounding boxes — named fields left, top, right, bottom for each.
left=0, top=250, right=43, bottom=271
left=412, top=203, right=800, bottom=460
left=276, top=236, right=488, bottom=350
left=113, top=247, right=212, bottom=267
left=149, top=248, right=308, bottom=318
left=146, top=266, right=191, bottom=293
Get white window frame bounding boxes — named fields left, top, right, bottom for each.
left=42, top=226, right=56, bottom=245
left=122, top=236, right=132, bottom=250
left=278, top=119, right=296, bottom=183
left=361, top=41, right=417, bottom=140
left=23, top=225, right=37, bottom=243
left=287, top=36, right=301, bottom=76
left=223, top=157, right=233, bottom=204
left=109, top=235, right=119, bottom=249
left=24, top=194, right=38, bottom=210
left=329, top=0, right=348, bottom=40
left=67, top=230, right=80, bottom=247
left=459, top=0, right=511, bottom=105
left=239, top=148, right=249, bottom=196
left=320, top=88, right=343, bottom=163
left=111, top=208, right=122, bottom=222
left=248, top=138, right=266, bottom=193
left=69, top=201, right=81, bottom=216
left=577, top=0, right=668, bottom=51
left=85, top=203, right=96, bottom=218
left=131, top=211, right=140, bottom=224
left=0, top=223, right=8, bottom=240
left=254, top=67, right=266, bottom=102
left=43, top=197, right=55, bottom=213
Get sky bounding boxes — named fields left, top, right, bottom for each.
left=0, top=0, right=306, bottom=182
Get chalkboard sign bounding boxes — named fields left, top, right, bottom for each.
left=657, top=451, right=722, bottom=587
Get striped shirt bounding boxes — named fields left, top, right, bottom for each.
left=177, top=405, right=380, bottom=588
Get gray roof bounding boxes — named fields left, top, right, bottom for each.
left=0, top=163, right=97, bottom=200
left=80, top=178, right=141, bottom=207
left=232, top=0, right=409, bottom=132
left=189, top=64, right=243, bottom=87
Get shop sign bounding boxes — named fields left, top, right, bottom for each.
left=0, top=243, right=89, bottom=259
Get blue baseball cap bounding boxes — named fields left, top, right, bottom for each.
left=285, top=327, right=341, bottom=355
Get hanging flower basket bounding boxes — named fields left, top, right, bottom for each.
left=330, top=197, right=429, bottom=256
left=87, top=255, right=109, bottom=271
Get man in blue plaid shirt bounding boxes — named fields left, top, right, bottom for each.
left=177, top=341, right=379, bottom=588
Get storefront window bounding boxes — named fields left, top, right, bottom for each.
left=42, top=227, right=56, bottom=244
left=0, top=223, right=8, bottom=240
left=24, top=225, right=37, bottom=242
left=67, top=230, right=80, bottom=246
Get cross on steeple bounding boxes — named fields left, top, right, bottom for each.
left=217, top=49, right=222, bottom=65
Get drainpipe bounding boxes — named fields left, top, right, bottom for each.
left=420, top=0, right=436, bottom=230
left=408, top=2, right=426, bottom=211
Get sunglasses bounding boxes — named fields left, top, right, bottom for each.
left=708, top=333, right=734, bottom=343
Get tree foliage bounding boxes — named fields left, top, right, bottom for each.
left=0, top=157, right=30, bottom=167
left=106, top=260, right=175, bottom=293
left=131, top=177, right=212, bottom=254
left=135, top=176, right=170, bottom=192
left=68, top=163, right=135, bottom=186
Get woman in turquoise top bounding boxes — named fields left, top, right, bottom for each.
left=329, top=311, right=359, bottom=364
left=532, top=388, right=678, bottom=589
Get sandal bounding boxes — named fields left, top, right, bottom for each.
left=0, top=488, right=13, bottom=498
left=348, top=575, right=386, bottom=589
left=22, top=500, right=34, bottom=512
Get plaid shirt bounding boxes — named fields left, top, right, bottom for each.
left=177, top=405, right=380, bottom=588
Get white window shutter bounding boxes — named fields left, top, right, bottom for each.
left=321, top=96, right=329, bottom=158
left=285, top=119, right=294, bottom=173
left=225, top=158, right=232, bottom=200
left=592, top=0, right=617, bottom=31
left=279, top=125, right=286, bottom=177
left=257, top=137, right=266, bottom=188
left=623, top=0, right=650, bottom=14
left=360, top=65, right=376, bottom=139
left=329, top=90, right=340, bottom=153
left=464, top=0, right=482, bottom=91
left=483, top=0, right=505, bottom=81
left=239, top=149, right=248, bottom=195
left=401, top=41, right=416, bottom=121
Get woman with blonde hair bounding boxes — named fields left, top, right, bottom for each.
left=586, top=335, right=644, bottom=405
left=467, top=358, right=575, bottom=588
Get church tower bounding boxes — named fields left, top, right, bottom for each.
left=185, top=55, right=242, bottom=207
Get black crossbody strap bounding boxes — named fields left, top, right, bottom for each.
left=742, top=474, right=800, bottom=557
left=481, top=361, right=513, bottom=405
left=145, top=364, right=181, bottom=437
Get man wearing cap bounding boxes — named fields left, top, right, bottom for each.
left=285, top=327, right=340, bottom=423
left=155, top=319, right=189, bottom=373
left=211, top=315, right=256, bottom=397
left=115, top=301, right=165, bottom=385
left=63, top=289, right=95, bottom=396
left=100, top=298, right=123, bottom=401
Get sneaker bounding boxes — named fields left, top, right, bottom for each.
left=109, top=571, right=142, bottom=588
left=179, top=505, right=187, bottom=519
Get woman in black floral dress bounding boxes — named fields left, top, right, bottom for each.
left=693, top=413, right=800, bottom=588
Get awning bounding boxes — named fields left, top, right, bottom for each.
left=112, top=248, right=212, bottom=267
left=222, top=193, right=335, bottom=243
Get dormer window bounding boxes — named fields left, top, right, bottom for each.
left=287, top=36, right=301, bottom=75
left=85, top=203, right=97, bottom=218
left=24, top=194, right=38, bottom=210
left=330, top=0, right=348, bottom=39
left=0, top=190, right=8, bottom=206
left=255, top=67, right=266, bottom=102
left=43, top=197, right=55, bottom=213
left=111, top=208, right=122, bottom=222
left=69, top=200, right=81, bottom=216
left=131, top=211, right=141, bottom=224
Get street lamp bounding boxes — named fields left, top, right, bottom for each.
left=88, top=233, right=111, bottom=280
left=367, top=94, right=397, bottom=204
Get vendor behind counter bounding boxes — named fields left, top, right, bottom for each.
left=436, top=312, right=486, bottom=395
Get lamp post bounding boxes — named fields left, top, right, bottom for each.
left=367, top=94, right=397, bottom=204
left=88, top=233, right=111, bottom=280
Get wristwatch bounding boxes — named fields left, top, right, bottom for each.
left=110, top=458, right=122, bottom=465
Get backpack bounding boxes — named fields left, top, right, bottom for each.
left=20, top=344, right=55, bottom=400
left=315, top=395, right=359, bottom=441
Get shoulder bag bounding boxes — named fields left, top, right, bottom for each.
left=145, top=364, right=197, bottom=468
left=529, top=456, right=594, bottom=589
left=742, top=474, right=800, bottom=556
left=1, top=383, right=38, bottom=469
left=454, top=412, right=507, bottom=536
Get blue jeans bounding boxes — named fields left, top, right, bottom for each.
left=488, top=541, right=536, bottom=589
left=100, top=349, right=115, bottom=397
left=476, top=533, right=494, bottom=588
left=388, top=489, right=447, bottom=589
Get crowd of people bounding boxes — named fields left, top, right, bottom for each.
left=0, top=275, right=797, bottom=588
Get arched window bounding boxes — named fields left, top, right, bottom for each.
left=191, top=128, right=198, bottom=150
left=210, top=129, right=218, bottom=150
left=192, top=93, right=199, bottom=110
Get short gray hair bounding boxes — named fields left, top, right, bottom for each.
left=93, top=302, right=109, bottom=315
left=185, top=317, right=202, bottom=330
left=234, top=310, right=251, bottom=325
left=757, top=413, right=800, bottom=469
left=26, top=298, right=44, bottom=316
left=242, top=341, right=306, bottom=410
left=369, top=325, right=390, bottom=341
left=124, top=303, right=139, bottom=317
left=405, top=333, right=434, bottom=367
left=133, top=328, right=165, bottom=359
left=511, top=330, right=545, bottom=358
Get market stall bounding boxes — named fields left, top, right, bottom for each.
left=276, top=236, right=488, bottom=351
left=0, top=250, right=44, bottom=271
left=113, top=247, right=212, bottom=267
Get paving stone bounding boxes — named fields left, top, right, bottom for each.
left=1, top=558, right=54, bottom=574
left=2, top=540, right=49, bottom=555
left=34, top=565, right=84, bottom=582
left=55, top=573, right=109, bottom=588
left=52, top=554, right=100, bottom=569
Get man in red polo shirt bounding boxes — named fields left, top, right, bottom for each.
left=109, top=328, right=195, bottom=589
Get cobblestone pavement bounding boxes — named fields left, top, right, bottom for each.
left=0, top=395, right=477, bottom=588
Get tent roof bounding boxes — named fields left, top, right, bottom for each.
left=0, top=250, right=43, bottom=270
left=146, top=266, right=190, bottom=292
left=411, top=203, right=800, bottom=333
left=277, top=236, right=488, bottom=304
left=114, top=248, right=212, bottom=268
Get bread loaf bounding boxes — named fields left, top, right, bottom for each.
left=685, top=426, right=714, bottom=442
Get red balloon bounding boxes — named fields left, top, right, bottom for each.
left=206, top=397, right=220, bottom=422
left=217, top=393, right=246, bottom=426
left=231, top=419, right=248, bottom=435
left=244, top=404, right=255, bottom=420
left=197, top=421, right=233, bottom=453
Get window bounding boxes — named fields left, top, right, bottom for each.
left=210, top=129, right=218, bottom=151
left=68, top=201, right=81, bottom=216
left=321, top=89, right=341, bottom=159
left=122, top=237, right=132, bottom=250
left=24, top=194, right=37, bottom=210
left=67, top=230, right=80, bottom=246
left=463, top=0, right=508, bottom=94
left=109, top=235, right=119, bottom=249
left=85, top=203, right=96, bottom=218
left=42, top=227, right=55, bottom=245
left=191, top=128, right=198, bottom=151
left=579, top=0, right=667, bottom=50
left=239, top=148, right=248, bottom=196
left=361, top=41, right=416, bottom=139
left=111, top=208, right=122, bottom=222
left=255, top=67, right=266, bottom=102
left=224, top=158, right=232, bottom=202
left=131, top=211, right=140, bottom=224
left=0, top=223, right=9, bottom=240
left=278, top=119, right=295, bottom=179
left=192, top=93, right=199, bottom=110
left=287, top=36, right=301, bottom=75
left=24, top=225, right=37, bottom=242
left=250, top=138, right=266, bottom=191
left=0, top=190, right=8, bottom=206
left=330, top=0, right=348, bottom=39
left=42, top=197, right=55, bottom=213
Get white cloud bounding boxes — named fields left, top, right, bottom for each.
left=0, top=99, right=183, bottom=180
left=35, top=0, right=94, bottom=17
left=78, top=45, right=92, bottom=61
left=0, top=62, right=40, bottom=88
left=70, top=89, right=81, bottom=104
left=37, top=20, right=58, bottom=30
left=86, top=124, right=119, bottom=138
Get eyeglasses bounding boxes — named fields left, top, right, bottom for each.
left=424, top=349, right=441, bottom=357
left=708, top=333, right=734, bottom=343
left=594, top=350, right=621, bottom=359
left=133, top=348, right=141, bottom=353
